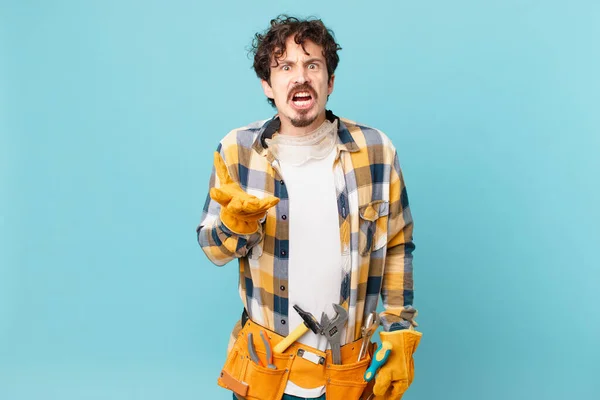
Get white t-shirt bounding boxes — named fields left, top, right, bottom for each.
left=278, top=146, right=345, bottom=398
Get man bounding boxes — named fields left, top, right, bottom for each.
left=197, top=15, right=421, bottom=400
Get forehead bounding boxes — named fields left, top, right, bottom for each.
left=273, top=36, right=326, bottom=62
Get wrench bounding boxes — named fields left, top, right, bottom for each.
left=320, top=303, right=348, bottom=364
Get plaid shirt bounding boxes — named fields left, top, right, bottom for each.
left=197, top=110, right=417, bottom=344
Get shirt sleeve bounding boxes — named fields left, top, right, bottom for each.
left=196, top=145, right=264, bottom=266
left=380, top=150, right=418, bottom=331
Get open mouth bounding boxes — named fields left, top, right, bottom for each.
left=290, top=91, right=315, bottom=110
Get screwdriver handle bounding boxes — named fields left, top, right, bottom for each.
left=364, top=341, right=392, bottom=382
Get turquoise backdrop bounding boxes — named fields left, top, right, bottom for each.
left=1, top=1, right=598, bottom=399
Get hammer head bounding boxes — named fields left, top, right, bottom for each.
left=292, top=304, right=321, bottom=334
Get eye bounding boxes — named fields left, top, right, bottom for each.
left=282, top=65, right=291, bottom=71
left=308, top=63, right=317, bottom=70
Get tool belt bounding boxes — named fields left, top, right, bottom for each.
left=218, top=318, right=376, bottom=400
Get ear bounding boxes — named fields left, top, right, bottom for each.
left=261, top=79, right=274, bottom=99
left=327, top=74, right=335, bottom=96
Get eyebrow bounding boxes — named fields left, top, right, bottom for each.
left=279, top=58, right=324, bottom=66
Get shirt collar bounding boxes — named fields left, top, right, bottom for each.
left=251, top=109, right=359, bottom=156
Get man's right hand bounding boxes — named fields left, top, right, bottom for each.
left=210, top=152, right=280, bottom=235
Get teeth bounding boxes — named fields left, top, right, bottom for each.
left=294, top=91, right=310, bottom=97
left=293, top=99, right=311, bottom=106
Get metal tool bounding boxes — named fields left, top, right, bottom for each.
left=364, top=340, right=392, bottom=382
left=319, top=303, right=348, bottom=364
left=357, top=311, right=380, bottom=361
left=259, top=330, right=276, bottom=369
left=247, top=333, right=263, bottom=367
left=247, top=332, right=276, bottom=369
left=273, top=304, right=321, bottom=354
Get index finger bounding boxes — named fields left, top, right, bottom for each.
left=213, top=151, right=233, bottom=185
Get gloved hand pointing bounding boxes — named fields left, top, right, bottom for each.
left=210, top=152, right=280, bottom=235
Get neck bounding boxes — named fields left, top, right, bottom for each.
left=279, top=111, right=327, bottom=136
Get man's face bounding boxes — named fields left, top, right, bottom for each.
left=261, top=36, right=335, bottom=131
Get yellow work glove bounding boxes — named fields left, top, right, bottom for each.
left=373, top=329, right=422, bottom=400
left=209, top=152, right=279, bottom=235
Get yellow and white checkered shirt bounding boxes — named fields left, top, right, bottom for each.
left=197, top=110, right=417, bottom=345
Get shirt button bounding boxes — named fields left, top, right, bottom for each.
left=280, top=285, right=285, bottom=291
left=280, top=180, right=284, bottom=185
left=281, top=319, right=286, bottom=325
left=282, top=215, right=287, bottom=220
left=281, top=250, right=287, bottom=256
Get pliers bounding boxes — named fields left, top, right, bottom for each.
left=247, top=330, right=276, bottom=369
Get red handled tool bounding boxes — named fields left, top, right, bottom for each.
left=247, top=331, right=276, bottom=369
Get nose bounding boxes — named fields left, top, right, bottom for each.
left=293, top=67, right=310, bottom=84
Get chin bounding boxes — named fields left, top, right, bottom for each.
left=300, top=107, right=322, bottom=120
left=290, top=118, right=316, bottom=128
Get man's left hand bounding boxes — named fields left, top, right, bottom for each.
left=372, top=329, right=422, bottom=400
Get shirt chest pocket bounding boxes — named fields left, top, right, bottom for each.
left=358, top=200, right=390, bottom=256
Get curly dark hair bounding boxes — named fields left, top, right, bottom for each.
left=250, top=15, right=342, bottom=107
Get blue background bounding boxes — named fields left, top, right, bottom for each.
left=1, top=1, right=598, bottom=399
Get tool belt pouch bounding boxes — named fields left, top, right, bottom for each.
left=324, top=340, right=375, bottom=400
left=217, top=319, right=374, bottom=400
left=217, top=320, right=292, bottom=400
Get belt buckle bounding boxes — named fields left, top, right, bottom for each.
left=297, top=348, right=325, bottom=365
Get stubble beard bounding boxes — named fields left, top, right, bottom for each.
left=290, top=110, right=318, bottom=128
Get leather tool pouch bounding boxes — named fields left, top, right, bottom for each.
left=218, top=317, right=375, bottom=400
left=324, top=340, right=374, bottom=400
left=218, top=319, right=292, bottom=400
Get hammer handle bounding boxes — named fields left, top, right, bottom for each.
left=273, top=323, right=309, bottom=354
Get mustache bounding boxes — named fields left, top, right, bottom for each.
left=288, top=84, right=317, bottom=101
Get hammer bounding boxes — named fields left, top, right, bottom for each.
left=273, top=305, right=321, bottom=354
